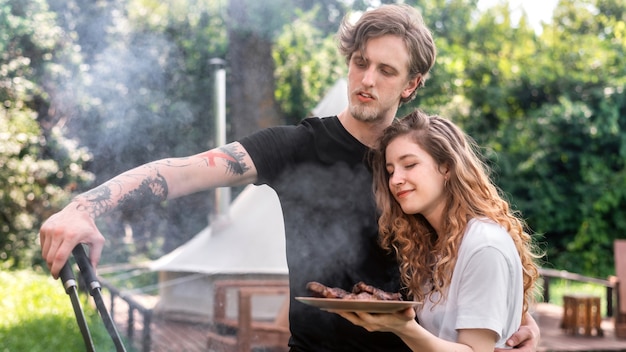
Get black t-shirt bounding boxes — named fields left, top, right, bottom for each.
left=239, top=116, right=410, bottom=352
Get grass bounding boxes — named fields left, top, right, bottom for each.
left=0, top=270, right=136, bottom=352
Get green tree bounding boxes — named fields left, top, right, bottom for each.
left=485, top=0, right=626, bottom=276
left=0, top=0, right=92, bottom=268
left=403, top=0, right=626, bottom=276
left=273, top=7, right=346, bottom=124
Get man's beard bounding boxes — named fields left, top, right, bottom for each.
left=350, top=102, right=382, bottom=123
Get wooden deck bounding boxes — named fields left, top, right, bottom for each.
left=106, top=293, right=212, bottom=352
left=106, top=294, right=626, bottom=352
left=534, top=302, right=626, bottom=352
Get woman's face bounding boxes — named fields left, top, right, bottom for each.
left=385, top=135, right=447, bottom=226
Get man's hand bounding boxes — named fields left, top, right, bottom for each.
left=40, top=203, right=105, bottom=279
left=495, top=311, right=540, bottom=352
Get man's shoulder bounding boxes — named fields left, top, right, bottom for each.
left=300, top=115, right=339, bottom=129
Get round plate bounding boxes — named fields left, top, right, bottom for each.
left=295, top=297, right=421, bottom=313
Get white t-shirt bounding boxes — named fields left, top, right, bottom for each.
left=416, top=218, right=523, bottom=348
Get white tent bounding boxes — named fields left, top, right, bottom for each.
left=311, top=78, right=347, bottom=117
left=149, top=78, right=348, bottom=321
left=149, top=184, right=288, bottom=320
left=150, top=184, right=287, bottom=274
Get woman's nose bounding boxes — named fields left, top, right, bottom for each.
left=390, top=172, right=405, bottom=185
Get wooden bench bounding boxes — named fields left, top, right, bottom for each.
left=207, top=279, right=290, bottom=352
left=561, top=294, right=603, bottom=337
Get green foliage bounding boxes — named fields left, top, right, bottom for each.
left=464, top=0, right=626, bottom=277
left=0, top=270, right=132, bottom=351
left=273, top=7, right=346, bottom=123
left=401, top=0, right=626, bottom=278
left=0, top=0, right=93, bottom=269
left=0, top=106, right=92, bottom=269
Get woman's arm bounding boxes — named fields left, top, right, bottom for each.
left=333, top=309, right=497, bottom=352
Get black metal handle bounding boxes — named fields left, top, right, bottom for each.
left=72, top=244, right=101, bottom=293
left=71, top=244, right=127, bottom=352
left=59, top=258, right=96, bottom=352
left=59, top=261, right=77, bottom=294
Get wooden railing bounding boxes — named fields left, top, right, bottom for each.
left=99, top=277, right=153, bottom=352
left=539, top=268, right=615, bottom=317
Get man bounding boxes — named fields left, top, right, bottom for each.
left=40, top=4, right=539, bottom=351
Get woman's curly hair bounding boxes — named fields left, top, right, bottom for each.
left=370, top=109, right=541, bottom=314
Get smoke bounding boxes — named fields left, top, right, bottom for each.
left=83, top=33, right=192, bottom=162
left=276, top=159, right=394, bottom=292
left=46, top=1, right=217, bottom=261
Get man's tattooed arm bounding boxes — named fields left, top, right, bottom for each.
left=73, top=166, right=168, bottom=218
left=196, top=144, right=250, bottom=176
left=70, top=142, right=254, bottom=218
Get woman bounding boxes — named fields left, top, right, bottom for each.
left=335, top=109, right=541, bottom=351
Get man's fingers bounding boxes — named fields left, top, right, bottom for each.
left=43, top=235, right=63, bottom=279
left=40, top=215, right=59, bottom=272
left=50, top=239, right=75, bottom=280
left=40, top=231, right=51, bottom=265
left=501, top=323, right=534, bottom=352
left=502, top=312, right=540, bottom=351
left=506, top=325, right=520, bottom=347
left=88, top=239, right=104, bottom=273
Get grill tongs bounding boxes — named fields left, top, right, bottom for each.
left=59, top=244, right=127, bottom=352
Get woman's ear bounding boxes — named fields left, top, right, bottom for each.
left=440, top=164, right=450, bottom=180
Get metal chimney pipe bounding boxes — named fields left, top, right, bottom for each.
left=210, top=58, right=230, bottom=217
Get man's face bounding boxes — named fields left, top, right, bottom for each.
left=347, top=35, right=417, bottom=123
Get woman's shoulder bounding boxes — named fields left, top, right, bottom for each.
left=466, top=217, right=503, bottom=233
left=463, top=218, right=514, bottom=249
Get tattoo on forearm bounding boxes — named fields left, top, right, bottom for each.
left=75, top=186, right=115, bottom=218
left=75, top=171, right=168, bottom=217
left=198, top=144, right=250, bottom=175
left=118, top=173, right=168, bottom=211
